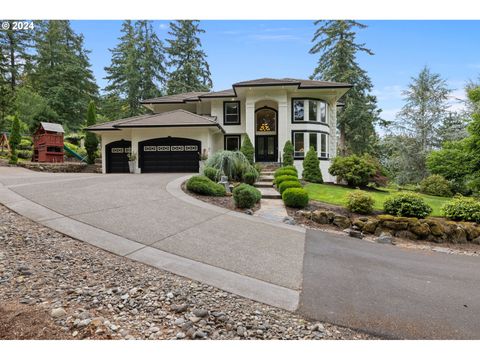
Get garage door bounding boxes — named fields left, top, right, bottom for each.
left=139, top=137, right=200, bottom=173
left=106, top=140, right=131, bottom=173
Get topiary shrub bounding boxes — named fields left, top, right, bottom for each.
left=302, top=147, right=323, bottom=183
left=278, top=180, right=302, bottom=195
left=186, top=175, right=226, bottom=196
left=274, top=168, right=297, bottom=179
left=419, top=174, right=452, bottom=197
left=282, top=165, right=298, bottom=174
left=346, top=190, right=375, bottom=214
left=383, top=193, right=432, bottom=218
left=328, top=155, right=376, bottom=187
left=275, top=175, right=298, bottom=187
left=233, top=183, right=261, bottom=208
left=203, top=166, right=220, bottom=182
left=282, top=140, right=294, bottom=166
left=441, top=196, right=480, bottom=222
left=240, top=134, right=254, bottom=165
left=282, top=188, right=309, bottom=208
left=243, top=172, right=257, bottom=185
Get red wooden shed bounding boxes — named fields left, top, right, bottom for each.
left=32, top=122, right=65, bottom=163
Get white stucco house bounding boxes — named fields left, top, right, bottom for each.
left=87, top=78, right=351, bottom=182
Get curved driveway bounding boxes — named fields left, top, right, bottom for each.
left=1, top=167, right=480, bottom=339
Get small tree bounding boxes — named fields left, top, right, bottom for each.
left=302, top=147, right=323, bottom=183
left=282, top=140, right=294, bottom=166
left=240, top=134, right=254, bottom=165
left=84, top=101, right=99, bottom=165
left=9, top=116, right=21, bottom=165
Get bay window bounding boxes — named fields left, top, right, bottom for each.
left=292, top=98, right=327, bottom=123
left=294, top=132, right=304, bottom=157
left=292, top=131, right=329, bottom=159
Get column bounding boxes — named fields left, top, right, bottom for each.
left=277, top=100, right=288, bottom=162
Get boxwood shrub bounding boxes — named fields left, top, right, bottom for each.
left=346, top=190, right=375, bottom=214
left=383, top=193, right=432, bottom=218
left=233, top=183, right=261, bottom=209
left=278, top=180, right=302, bottom=195
left=203, top=166, right=220, bottom=182
left=282, top=165, right=298, bottom=174
left=441, top=196, right=480, bottom=222
left=243, top=172, right=257, bottom=185
left=274, top=168, right=297, bottom=179
left=186, top=175, right=226, bottom=196
left=275, top=174, right=298, bottom=187
left=282, top=188, right=309, bottom=208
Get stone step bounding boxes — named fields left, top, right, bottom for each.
left=259, top=175, right=274, bottom=181
left=254, top=181, right=274, bottom=188
left=258, top=187, right=281, bottom=199
left=260, top=171, right=275, bottom=176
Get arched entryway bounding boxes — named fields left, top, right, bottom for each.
left=255, top=106, right=278, bottom=162
left=105, top=139, right=132, bottom=173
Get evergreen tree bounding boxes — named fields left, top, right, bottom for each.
left=9, top=115, right=21, bottom=164
left=240, top=134, right=254, bottom=165
left=31, top=20, right=98, bottom=131
left=166, top=20, right=212, bottom=94
left=84, top=101, right=98, bottom=164
left=309, top=20, right=382, bottom=155
left=302, top=147, right=323, bottom=183
left=434, top=111, right=469, bottom=147
left=282, top=140, right=294, bottom=166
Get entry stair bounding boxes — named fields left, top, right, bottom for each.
left=254, top=164, right=281, bottom=199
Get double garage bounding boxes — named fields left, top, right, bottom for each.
left=106, top=137, right=201, bottom=173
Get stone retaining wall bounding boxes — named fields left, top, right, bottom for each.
left=18, top=162, right=100, bottom=173
left=298, top=210, right=480, bottom=244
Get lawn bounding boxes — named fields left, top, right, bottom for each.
left=304, top=183, right=451, bottom=217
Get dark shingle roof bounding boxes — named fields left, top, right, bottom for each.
left=199, top=89, right=236, bottom=98
left=86, top=110, right=222, bottom=132
left=141, top=92, right=210, bottom=104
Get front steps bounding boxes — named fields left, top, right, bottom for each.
left=255, top=168, right=281, bottom=199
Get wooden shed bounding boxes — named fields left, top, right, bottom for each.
left=32, top=122, right=65, bottom=163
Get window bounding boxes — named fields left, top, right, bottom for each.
left=320, top=133, right=328, bottom=158
left=224, top=135, right=241, bottom=151
left=309, top=100, right=317, bottom=121
left=292, top=99, right=327, bottom=123
left=294, top=132, right=304, bottom=157
left=256, top=108, right=276, bottom=133
left=293, top=100, right=304, bottom=121
left=319, top=102, right=327, bottom=123
left=224, top=101, right=240, bottom=125
left=309, top=133, right=317, bottom=151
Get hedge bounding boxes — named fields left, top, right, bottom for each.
left=282, top=188, right=309, bottom=208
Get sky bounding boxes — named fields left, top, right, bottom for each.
left=71, top=20, right=480, bottom=123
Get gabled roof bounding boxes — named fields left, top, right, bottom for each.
left=86, top=109, right=223, bottom=133
left=40, top=122, right=64, bottom=133
left=140, top=77, right=352, bottom=104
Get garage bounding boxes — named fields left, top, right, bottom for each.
left=106, top=139, right=131, bottom=173
left=139, top=137, right=201, bottom=173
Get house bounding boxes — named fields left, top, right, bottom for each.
left=87, top=78, right=351, bottom=181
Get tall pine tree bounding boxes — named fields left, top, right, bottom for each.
left=309, top=20, right=382, bottom=155
left=166, top=20, right=212, bottom=95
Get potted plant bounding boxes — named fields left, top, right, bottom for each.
left=127, top=151, right=137, bottom=174
left=199, top=149, right=208, bottom=172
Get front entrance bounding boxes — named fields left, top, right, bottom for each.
left=255, top=135, right=277, bottom=162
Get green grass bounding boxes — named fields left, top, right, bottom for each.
left=304, top=183, right=451, bottom=217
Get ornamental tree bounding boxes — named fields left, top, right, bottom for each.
left=282, top=140, right=294, bottom=166
left=302, top=146, right=323, bottom=183
left=240, top=134, right=254, bottom=165
left=84, top=101, right=99, bottom=164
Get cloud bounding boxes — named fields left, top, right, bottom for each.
left=158, top=23, right=168, bottom=30
left=372, top=85, right=403, bottom=101
left=249, top=34, right=302, bottom=41
left=380, top=108, right=401, bottom=123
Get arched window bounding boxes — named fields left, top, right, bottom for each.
left=256, top=108, right=277, bottom=133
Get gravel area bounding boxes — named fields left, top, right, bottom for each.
left=0, top=205, right=376, bottom=340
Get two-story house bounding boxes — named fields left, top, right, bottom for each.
left=87, top=78, right=351, bottom=182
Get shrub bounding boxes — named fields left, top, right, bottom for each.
left=282, top=140, right=294, bottom=166
left=186, top=175, right=226, bottom=196
left=278, top=180, right=302, bottom=195
left=18, top=138, right=32, bottom=150
left=282, top=188, right=309, bottom=208
left=441, top=196, right=480, bottom=222
left=383, top=193, right=432, bottom=218
left=205, top=151, right=252, bottom=181
left=346, top=190, right=375, bottom=214
left=203, top=166, right=220, bottom=181
left=233, top=183, right=261, bottom=208
left=17, top=150, right=33, bottom=160
left=419, top=174, right=453, bottom=197
left=282, top=165, right=298, bottom=174
left=329, top=155, right=376, bottom=187
left=243, top=172, right=257, bottom=185
left=85, top=101, right=99, bottom=165
left=275, top=175, right=298, bottom=187
left=274, top=168, right=297, bottom=179
left=240, top=134, right=254, bottom=165
left=302, top=147, right=323, bottom=183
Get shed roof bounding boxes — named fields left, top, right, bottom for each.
left=40, top=122, right=64, bottom=133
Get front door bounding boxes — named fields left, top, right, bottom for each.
left=255, top=135, right=277, bottom=162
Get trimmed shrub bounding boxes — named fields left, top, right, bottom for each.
left=233, top=183, right=261, bottom=208
left=240, top=134, right=254, bottom=165
left=278, top=180, right=302, bottom=195
left=274, top=168, right=297, bottom=179
left=203, top=166, right=220, bottom=182
left=282, top=165, right=298, bottom=174
left=419, top=174, right=453, bottom=197
left=282, top=140, right=294, bottom=166
left=243, top=172, right=257, bottom=185
left=302, top=147, right=323, bottom=183
left=383, top=193, right=432, bottom=218
left=346, top=190, right=375, bottom=214
left=328, top=155, right=376, bottom=187
left=186, top=175, right=226, bottom=197
left=275, top=175, right=298, bottom=187
left=282, top=188, right=309, bottom=208
left=441, top=196, right=480, bottom=222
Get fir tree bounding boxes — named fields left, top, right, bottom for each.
left=302, top=147, right=323, bottom=183
left=282, top=140, right=294, bottom=166
left=166, top=20, right=212, bottom=94
left=84, top=101, right=98, bottom=164
left=240, top=134, right=254, bottom=165
left=9, top=115, right=21, bottom=164
left=309, top=20, right=382, bottom=155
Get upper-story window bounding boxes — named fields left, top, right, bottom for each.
left=292, top=99, right=327, bottom=123
left=223, top=101, right=241, bottom=125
